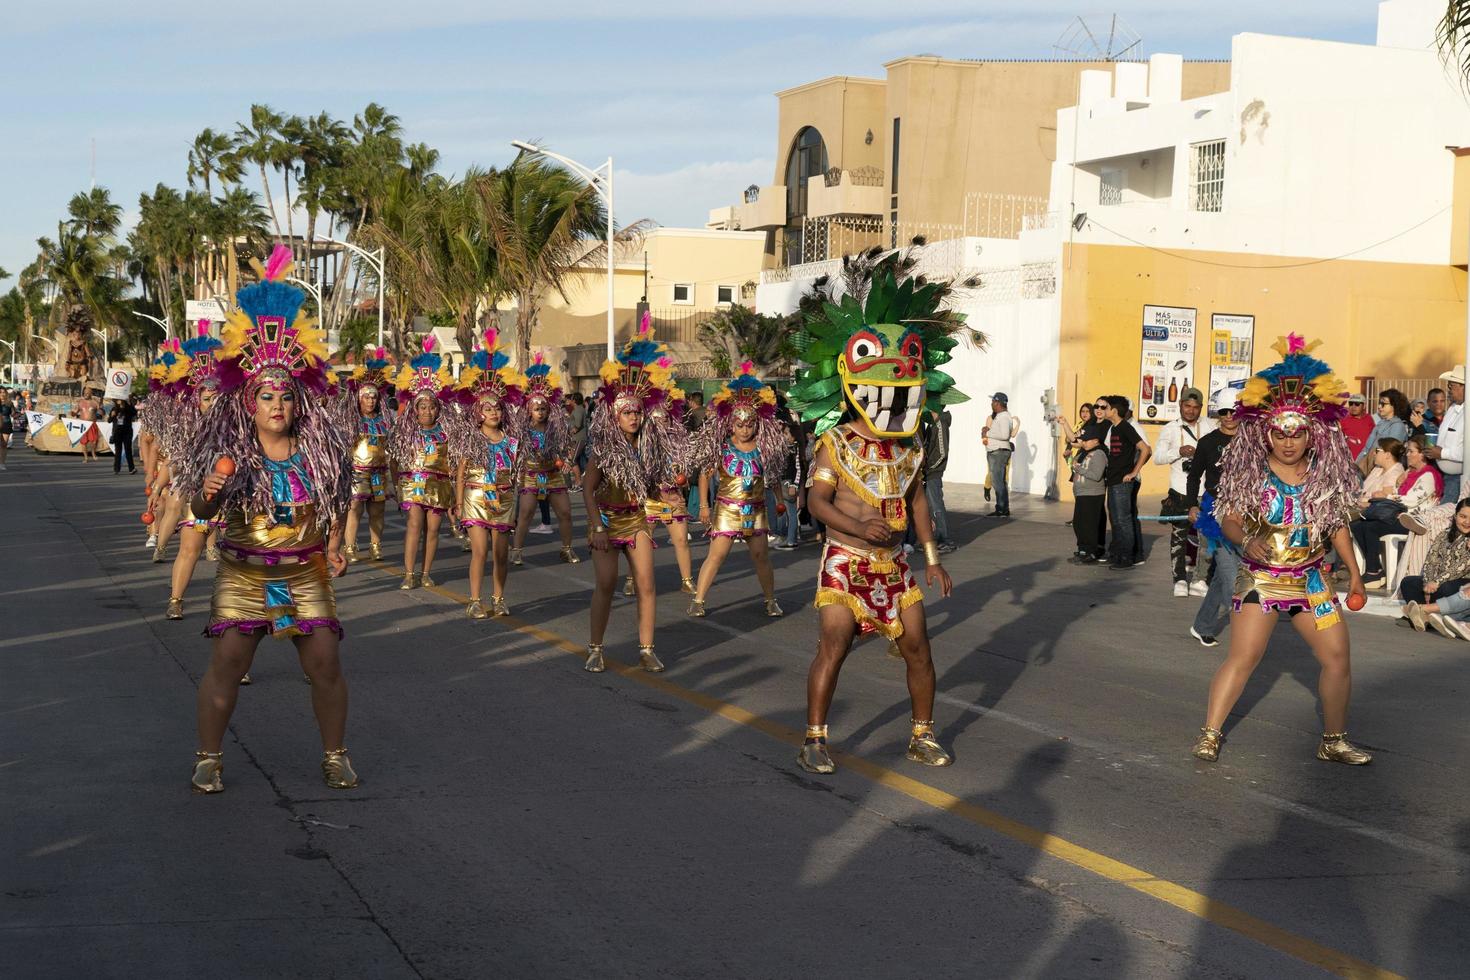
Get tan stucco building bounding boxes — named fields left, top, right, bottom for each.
left=711, top=57, right=1231, bottom=266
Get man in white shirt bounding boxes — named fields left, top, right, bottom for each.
left=1425, top=365, right=1465, bottom=504
left=982, top=392, right=1017, bottom=517
left=1152, top=387, right=1216, bottom=597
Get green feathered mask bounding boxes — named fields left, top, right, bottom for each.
left=787, top=259, right=975, bottom=438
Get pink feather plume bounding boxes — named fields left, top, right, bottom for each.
left=263, top=244, right=292, bottom=281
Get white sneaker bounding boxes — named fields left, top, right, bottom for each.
left=1449, top=618, right=1470, bottom=641
left=1189, top=580, right=1208, bottom=597
left=1173, top=580, right=1190, bottom=598
left=1428, top=613, right=1458, bottom=639
left=529, top=523, right=554, bottom=535
left=145, top=535, right=157, bottom=548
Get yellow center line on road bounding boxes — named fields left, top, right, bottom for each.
left=373, top=562, right=1403, bottom=980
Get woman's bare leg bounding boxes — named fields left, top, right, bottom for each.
left=1203, top=605, right=1277, bottom=731
left=196, top=630, right=262, bottom=751
left=169, top=528, right=207, bottom=600
left=492, top=530, right=510, bottom=598
left=694, top=536, right=735, bottom=601
left=367, top=500, right=385, bottom=552
left=467, top=525, right=489, bottom=600
left=402, top=506, right=423, bottom=575
left=589, top=546, right=618, bottom=644
left=422, top=511, right=443, bottom=577
left=512, top=493, right=536, bottom=550
left=1290, top=613, right=1353, bottom=734
left=669, top=521, right=693, bottom=581
left=628, top=536, right=657, bottom=646
left=344, top=499, right=363, bottom=554
left=296, top=630, right=348, bottom=750
left=551, top=493, right=575, bottom=548
left=748, top=534, right=776, bottom=599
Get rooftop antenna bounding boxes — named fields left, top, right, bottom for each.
left=1052, top=14, right=1142, bottom=61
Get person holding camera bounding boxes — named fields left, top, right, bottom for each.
left=1153, top=387, right=1214, bottom=596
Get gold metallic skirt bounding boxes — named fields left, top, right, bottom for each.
left=645, top=490, right=689, bottom=525
left=462, top=483, right=516, bottom=532
left=351, top=465, right=391, bottom=503
left=399, top=469, right=454, bottom=513
left=710, top=495, right=768, bottom=539
left=599, top=503, right=653, bottom=548
left=207, top=552, right=341, bottom=640
left=521, top=466, right=568, bottom=499
left=177, top=502, right=224, bottom=533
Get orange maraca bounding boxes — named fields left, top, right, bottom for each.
left=206, top=456, right=236, bottom=500
left=140, top=511, right=155, bottom=525
left=1346, top=592, right=1366, bottom=611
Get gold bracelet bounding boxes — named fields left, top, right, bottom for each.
left=923, top=541, right=941, bottom=566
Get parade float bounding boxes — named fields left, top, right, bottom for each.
left=23, top=306, right=127, bottom=455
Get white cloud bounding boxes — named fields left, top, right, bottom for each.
left=614, top=158, right=775, bottom=229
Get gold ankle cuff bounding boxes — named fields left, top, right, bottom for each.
left=805, top=724, right=829, bottom=741
left=910, top=718, right=935, bottom=738
left=638, top=644, right=665, bottom=673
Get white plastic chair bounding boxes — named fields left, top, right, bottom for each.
left=1381, top=533, right=1409, bottom=590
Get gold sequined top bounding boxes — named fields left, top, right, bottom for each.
left=222, top=503, right=325, bottom=555
left=407, top=427, right=450, bottom=476
left=820, top=423, right=923, bottom=529
left=351, top=415, right=391, bottom=469
left=715, top=444, right=766, bottom=503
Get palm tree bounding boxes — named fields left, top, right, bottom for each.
left=187, top=128, right=236, bottom=197
left=213, top=186, right=272, bottom=292
left=485, top=155, right=611, bottom=368
left=236, top=104, right=285, bottom=237
left=696, top=304, right=797, bottom=376
left=297, top=112, right=350, bottom=288
left=411, top=168, right=505, bottom=358
left=358, top=165, right=441, bottom=357
left=275, top=115, right=307, bottom=257
left=66, top=187, right=123, bottom=240
left=1441, top=5, right=1470, bottom=78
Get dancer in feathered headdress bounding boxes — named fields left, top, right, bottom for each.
left=580, top=328, right=670, bottom=673
left=636, top=361, right=699, bottom=599
left=389, top=334, right=461, bottom=590
left=454, top=329, right=525, bottom=619
left=139, top=336, right=190, bottom=553
left=786, top=250, right=971, bottom=776
left=341, top=346, right=396, bottom=563
left=1192, top=334, right=1370, bottom=767
left=147, top=323, right=232, bottom=624
left=176, top=244, right=359, bottom=795
left=510, top=352, right=580, bottom=566
left=686, top=362, right=791, bottom=621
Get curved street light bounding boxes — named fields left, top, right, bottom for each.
left=133, top=311, right=171, bottom=339
left=314, top=235, right=386, bottom=347
left=511, top=141, right=617, bottom=359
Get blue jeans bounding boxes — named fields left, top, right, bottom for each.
left=987, top=450, right=1011, bottom=512
left=1106, top=482, right=1137, bottom=563
left=1443, top=472, right=1462, bottom=507
left=1192, top=545, right=1240, bottom=636
left=926, top=475, right=951, bottom=544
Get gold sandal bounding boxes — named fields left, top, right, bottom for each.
left=191, top=751, right=224, bottom=794
left=322, top=748, right=360, bottom=789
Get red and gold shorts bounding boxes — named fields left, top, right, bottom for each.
left=814, top=540, right=922, bottom=640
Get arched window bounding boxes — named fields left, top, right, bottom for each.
left=784, top=126, right=829, bottom=218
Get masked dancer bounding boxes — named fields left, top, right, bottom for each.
left=786, top=255, right=969, bottom=775
left=1191, top=335, right=1370, bottom=765
left=176, top=246, right=357, bottom=794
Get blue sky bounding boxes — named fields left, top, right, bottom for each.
left=0, top=1, right=1381, bottom=288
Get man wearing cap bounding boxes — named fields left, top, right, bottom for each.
left=1340, top=393, right=1375, bottom=462
left=1185, top=388, right=1241, bottom=646
left=981, top=393, right=1017, bottom=517
left=1153, top=387, right=1216, bottom=597
left=1424, top=366, right=1465, bottom=504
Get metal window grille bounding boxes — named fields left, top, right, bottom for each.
left=1189, top=140, right=1225, bottom=212
left=1099, top=170, right=1124, bottom=206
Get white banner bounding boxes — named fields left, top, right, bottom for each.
left=25, top=412, right=114, bottom=448
left=185, top=299, right=227, bottom=324
left=104, top=368, right=134, bottom=400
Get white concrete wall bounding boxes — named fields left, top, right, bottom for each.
left=1052, top=31, right=1470, bottom=266
left=755, top=235, right=1064, bottom=496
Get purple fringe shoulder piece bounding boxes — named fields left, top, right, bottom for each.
left=1213, top=418, right=1357, bottom=542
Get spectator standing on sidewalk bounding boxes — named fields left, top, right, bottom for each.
left=1340, top=393, right=1375, bottom=461
left=982, top=392, right=1016, bottom=517
left=107, top=397, right=137, bottom=473
left=0, top=388, right=13, bottom=470
left=1153, top=387, right=1215, bottom=596
left=1099, top=395, right=1151, bottom=569
left=1186, top=388, right=1240, bottom=646
left=565, top=392, right=587, bottom=488
left=922, top=407, right=955, bottom=553
left=1424, top=366, right=1465, bottom=503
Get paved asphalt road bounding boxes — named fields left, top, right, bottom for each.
left=2, top=450, right=1467, bottom=979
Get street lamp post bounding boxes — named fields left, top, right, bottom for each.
left=0, top=339, right=15, bottom=385
left=314, top=236, right=386, bottom=348
left=511, top=140, right=617, bottom=359
left=133, top=311, right=171, bottom=340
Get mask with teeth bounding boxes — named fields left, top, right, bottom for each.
left=788, top=248, right=979, bottom=440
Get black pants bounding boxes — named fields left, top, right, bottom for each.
left=1073, top=495, right=1106, bottom=557
left=1399, top=576, right=1469, bottom=605
left=1163, top=489, right=1196, bottom=581
left=1350, top=517, right=1401, bottom=575
left=112, top=433, right=134, bottom=472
